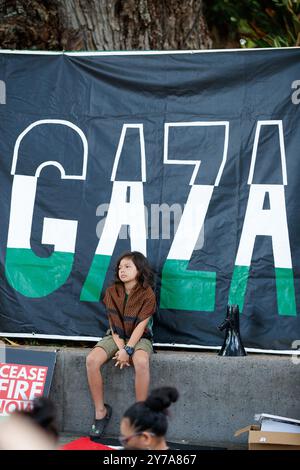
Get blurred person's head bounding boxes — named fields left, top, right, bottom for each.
left=0, top=413, right=56, bottom=450
left=120, top=387, right=179, bottom=450
left=16, top=396, right=58, bottom=442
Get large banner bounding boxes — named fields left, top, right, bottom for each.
left=0, top=48, right=299, bottom=351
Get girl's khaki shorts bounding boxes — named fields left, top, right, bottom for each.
left=94, top=334, right=153, bottom=359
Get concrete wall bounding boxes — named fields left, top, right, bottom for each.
left=48, top=347, right=300, bottom=447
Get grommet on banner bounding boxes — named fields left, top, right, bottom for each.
left=217, top=304, right=247, bottom=356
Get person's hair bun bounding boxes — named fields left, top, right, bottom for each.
left=145, top=387, right=179, bottom=413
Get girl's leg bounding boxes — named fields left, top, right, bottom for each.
left=132, top=350, right=150, bottom=401
left=86, top=347, right=109, bottom=419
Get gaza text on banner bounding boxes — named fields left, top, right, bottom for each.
left=0, top=49, right=299, bottom=350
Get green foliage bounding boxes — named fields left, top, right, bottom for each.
left=205, top=0, right=300, bottom=48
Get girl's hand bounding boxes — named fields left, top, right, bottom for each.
left=116, top=360, right=130, bottom=369
left=113, top=349, right=130, bottom=369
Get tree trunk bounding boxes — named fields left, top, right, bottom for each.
left=0, top=0, right=61, bottom=50
left=0, top=0, right=212, bottom=51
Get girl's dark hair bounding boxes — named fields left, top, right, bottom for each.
left=123, top=387, right=179, bottom=437
left=16, top=396, right=58, bottom=440
left=115, top=251, right=155, bottom=288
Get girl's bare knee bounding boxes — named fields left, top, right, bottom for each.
left=86, top=350, right=105, bottom=370
left=133, top=357, right=149, bottom=373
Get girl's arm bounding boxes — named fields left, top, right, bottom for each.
left=109, top=319, right=125, bottom=350
left=114, top=318, right=151, bottom=368
left=111, top=331, right=125, bottom=350
left=126, top=318, right=150, bottom=348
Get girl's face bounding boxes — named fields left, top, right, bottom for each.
left=118, top=257, right=138, bottom=284
left=119, top=418, right=153, bottom=450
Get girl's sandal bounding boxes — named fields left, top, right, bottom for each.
left=89, top=404, right=112, bottom=441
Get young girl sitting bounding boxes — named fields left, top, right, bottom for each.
left=86, top=251, right=156, bottom=439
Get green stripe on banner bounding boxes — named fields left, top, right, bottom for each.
left=80, top=254, right=111, bottom=302
left=160, top=259, right=216, bottom=311
left=5, top=247, right=74, bottom=298
left=275, top=267, right=297, bottom=316
left=228, top=265, right=250, bottom=312
left=229, top=265, right=297, bottom=316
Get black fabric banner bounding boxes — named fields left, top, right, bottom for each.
left=0, top=49, right=299, bottom=350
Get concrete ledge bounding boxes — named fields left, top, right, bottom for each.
left=46, top=347, right=300, bottom=446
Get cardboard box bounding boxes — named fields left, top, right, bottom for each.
left=235, top=424, right=300, bottom=450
